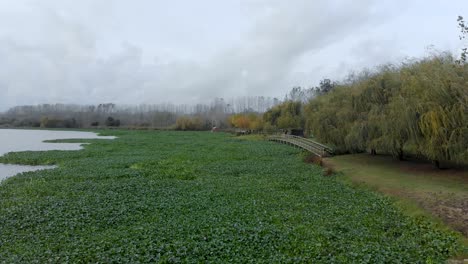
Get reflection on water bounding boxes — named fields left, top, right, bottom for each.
left=0, top=129, right=115, bottom=181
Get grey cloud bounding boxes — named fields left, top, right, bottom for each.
left=176, top=0, right=382, bottom=98
left=1, top=0, right=463, bottom=110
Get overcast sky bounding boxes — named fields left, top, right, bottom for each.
left=0, top=0, right=467, bottom=110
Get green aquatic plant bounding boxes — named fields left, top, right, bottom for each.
left=0, top=130, right=462, bottom=262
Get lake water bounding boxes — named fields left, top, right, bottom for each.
left=0, top=129, right=115, bottom=181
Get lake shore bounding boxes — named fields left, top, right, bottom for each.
left=0, top=129, right=115, bottom=180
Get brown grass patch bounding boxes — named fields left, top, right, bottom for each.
left=303, top=154, right=322, bottom=166
left=304, top=155, right=336, bottom=176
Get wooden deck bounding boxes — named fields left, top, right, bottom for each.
left=268, top=135, right=334, bottom=157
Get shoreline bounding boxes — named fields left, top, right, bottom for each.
left=0, top=129, right=115, bottom=180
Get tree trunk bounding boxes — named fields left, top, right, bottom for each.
left=433, top=160, right=441, bottom=169
left=370, top=149, right=377, bottom=155
left=397, top=148, right=404, bottom=161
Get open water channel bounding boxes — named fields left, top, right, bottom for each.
left=0, top=129, right=115, bottom=181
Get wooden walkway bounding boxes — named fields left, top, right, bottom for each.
left=268, top=134, right=334, bottom=157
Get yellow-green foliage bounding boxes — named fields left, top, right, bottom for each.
left=304, top=54, right=467, bottom=164
left=264, top=101, right=303, bottom=130
left=175, top=116, right=204, bottom=131
left=230, top=113, right=263, bottom=130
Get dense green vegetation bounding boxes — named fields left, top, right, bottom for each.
left=263, top=101, right=304, bottom=131
left=264, top=54, right=468, bottom=167
left=0, top=131, right=462, bottom=262
left=305, top=54, right=467, bottom=166
left=229, top=113, right=264, bottom=131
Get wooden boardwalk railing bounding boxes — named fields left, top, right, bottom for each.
left=268, top=134, right=334, bottom=157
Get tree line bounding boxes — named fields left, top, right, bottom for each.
left=227, top=82, right=332, bottom=132
left=262, top=53, right=467, bottom=167
left=2, top=55, right=465, bottom=167
left=2, top=17, right=466, bottom=166
left=0, top=96, right=280, bottom=130
left=260, top=18, right=468, bottom=167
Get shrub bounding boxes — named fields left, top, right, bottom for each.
left=175, top=116, right=204, bottom=130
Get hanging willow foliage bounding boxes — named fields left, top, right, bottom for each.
left=300, top=53, right=468, bottom=165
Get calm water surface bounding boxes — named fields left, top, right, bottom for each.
left=0, top=129, right=115, bottom=181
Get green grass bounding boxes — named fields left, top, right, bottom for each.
left=327, top=154, right=468, bottom=255
left=0, top=131, right=463, bottom=263
left=328, top=154, right=468, bottom=195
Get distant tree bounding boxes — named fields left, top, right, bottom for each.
left=105, top=116, right=120, bottom=127
left=175, top=116, right=203, bottom=131
left=105, top=117, right=115, bottom=126
left=39, top=117, right=73, bottom=128
left=264, top=101, right=304, bottom=130
left=2, top=96, right=277, bottom=130
left=229, top=113, right=263, bottom=131
left=64, top=118, right=77, bottom=128
left=457, top=15, right=468, bottom=64
left=286, top=86, right=305, bottom=102
left=285, top=86, right=315, bottom=103
left=230, top=114, right=250, bottom=130
left=314, top=79, right=336, bottom=95
left=40, top=117, right=49, bottom=128
left=263, top=106, right=282, bottom=127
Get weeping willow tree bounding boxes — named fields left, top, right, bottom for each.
left=410, top=55, right=468, bottom=166
left=263, top=101, right=304, bottom=130
left=304, top=86, right=357, bottom=153
left=302, top=53, right=468, bottom=166
left=267, top=16, right=468, bottom=166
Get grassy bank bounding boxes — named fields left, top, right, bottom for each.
left=0, top=130, right=463, bottom=262
left=326, top=154, right=468, bottom=252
